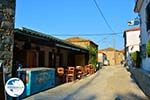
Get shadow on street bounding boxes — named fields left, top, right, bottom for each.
left=62, top=70, right=101, bottom=100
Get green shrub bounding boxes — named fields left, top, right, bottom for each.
left=131, top=51, right=141, bottom=68
left=146, top=39, right=150, bottom=57
left=131, top=52, right=137, bottom=63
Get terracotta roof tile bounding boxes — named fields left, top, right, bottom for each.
left=124, top=27, right=140, bottom=32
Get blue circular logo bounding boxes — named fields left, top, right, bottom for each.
left=5, top=78, right=25, bottom=97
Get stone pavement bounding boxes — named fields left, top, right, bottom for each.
left=24, top=65, right=148, bottom=100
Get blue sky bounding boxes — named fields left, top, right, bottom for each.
left=15, top=0, right=138, bottom=50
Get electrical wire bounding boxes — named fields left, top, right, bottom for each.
left=51, top=32, right=122, bottom=36
left=93, top=0, right=114, bottom=33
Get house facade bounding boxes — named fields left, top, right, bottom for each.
left=99, top=48, right=124, bottom=65
left=135, top=0, right=150, bottom=71
left=13, top=28, right=89, bottom=72
left=116, top=50, right=125, bottom=65
left=12, top=27, right=90, bottom=98
left=123, top=27, right=140, bottom=66
left=65, top=37, right=98, bottom=65
left=98, top=51, right=107, bottom=64
left=129, top=0, right=150, bottom=98
left=65, top=37, right=98, bottom=49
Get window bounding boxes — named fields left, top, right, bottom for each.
left=146, top=3, right=150, bottom=31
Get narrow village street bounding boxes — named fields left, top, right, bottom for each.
left=1, top=1, right=150, bottom=100
left=24, top=65, right=148, bottom=100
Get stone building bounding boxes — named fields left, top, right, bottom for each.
left=99, top=48, right=124, bottom=65
left=98, top=51, right=107, bottom=64
left=14, top=28, right=89, bottom=69
left=65, top=37, right=98, bottom=65
left=65, top=37, right=98, bottom=49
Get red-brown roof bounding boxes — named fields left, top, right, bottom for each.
left=98, top=50, right=106, bottom=55
left=118, top=49, right=125, bottom=54
left=100, top=48, right=124, bottom=53
left=65, top=37, right=98, bottom=47
left=100, top=48, right=116, bottom=51
left=124, top=27, right=140, bottom=32
left=65, top=37, right=89, bottom=42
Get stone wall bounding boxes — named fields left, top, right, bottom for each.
left=0, top=0, right=16, bottom=76
left=130, top=67, right=150, bottom=98
left=0, top=0, right=16, bottom=99
left=100, top=49, right=124, bottom=65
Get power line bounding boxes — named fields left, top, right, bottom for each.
left=96, top=36, right=109, bottom=43
left=93, top=0, right=114, bottom=32
left=93, top=0, right=119, bottom=63
left=51, top=32, right=122, bottom=36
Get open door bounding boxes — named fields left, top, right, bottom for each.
left=27, top=50, right=37, bottom=68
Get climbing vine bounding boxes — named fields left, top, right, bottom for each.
left=86, top=45, right=98, bottom=67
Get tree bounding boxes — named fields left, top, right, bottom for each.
left=131, top=51, right=140, bottom=68
left=86, top=45, right=98, bottom=67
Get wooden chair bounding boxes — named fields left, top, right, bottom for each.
left=84, top=65, right=90, bottom=75
left=76, top=66, right=83, bottom=79
left=66, top=67, right=75, bottom=82
left=57, top=67, right=64, bottom=77
left=56, top=67, right=65, bottom=84
left=89, top=64, right=95, bottom=74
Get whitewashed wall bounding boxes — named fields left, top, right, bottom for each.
left=139, top=0, right=150, bottom=71
left=98, top=53, right=103, bottom=62
left=126, top=30, right=140, bottom=53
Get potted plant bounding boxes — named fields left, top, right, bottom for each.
left=131, top=52, right=137, bottom=64
left=131, top=51, right=141, bottom=68
left=146, top=39, right=150, bottom=57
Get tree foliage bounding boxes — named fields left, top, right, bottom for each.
left=146, top=39, right=150, bottom=57
left=131, top=52, right=137, bottom=63
left=86, top=45, right=98, bottom=67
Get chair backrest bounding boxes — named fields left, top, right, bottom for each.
left=67, top=67, right=75, bottom=74
left=57, top=67, right=64, bottom=76
left=84, top=65, right=90, bottom=74
left=76, top=66, right=83, bottom=72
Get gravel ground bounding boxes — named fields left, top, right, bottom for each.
left=24, top=65, right=149, bottom=100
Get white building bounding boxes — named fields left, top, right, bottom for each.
left=123, top=27, right=140, bottom=66
left=98, top=51, right=107, bottom=64
left=130, top=0, right=150, bottom=98
left=134, top=0, right=150, bottom=71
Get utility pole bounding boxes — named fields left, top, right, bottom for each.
left=113, top=33, right=116, bottom=65
left=0, top=0, right=16, bottom=99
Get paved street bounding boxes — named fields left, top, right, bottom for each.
left=24, top=65, right=148, bottom=100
